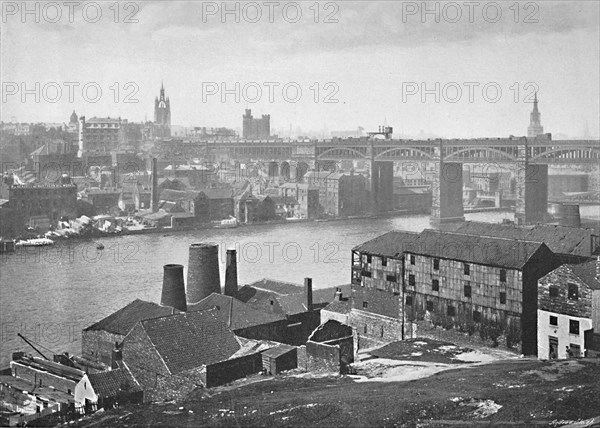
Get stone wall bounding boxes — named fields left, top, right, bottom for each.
left=306, top=341, right=340, bottom=373
left=205, top=353, right=262, bottom=388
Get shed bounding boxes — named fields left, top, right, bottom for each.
left=261, top=344, right=297, bottom=375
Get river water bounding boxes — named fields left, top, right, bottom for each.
left=1, top=207, right=598, bottom=367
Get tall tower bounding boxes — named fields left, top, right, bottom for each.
left=154, top=82, right=171, bottom=138
left=527, top=93, right=544, bottom=137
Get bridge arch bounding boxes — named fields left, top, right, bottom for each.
left=317, top=147, right=367, bottom=160
left=375, top=147, right=435, bottom=161
left=443, top=147, right=517, bottom=162
left=529, top=146, right=600, bottom=163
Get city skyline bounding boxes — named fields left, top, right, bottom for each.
left=2, top=1, right=599, bottom=138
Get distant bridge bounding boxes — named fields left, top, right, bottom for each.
left=153, top=136, right=600, bottom=165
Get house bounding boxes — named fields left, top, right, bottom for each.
left=271, top=195, right=300, bottom=218
left=159, top=189, right=209, bottom=223
left=74, top=367, right=142, bottom=414
left=201, top=187, right=234, bottom=221
left=305, top=320, right=354, bottom=374
left=121, top=309, right=259, bottom=401
left=279, top=182, right=320, bottom=219
left=82, top=299, right=175, bottom=366
left=350, top=229, right=560, bottom=355
left=537, top=259, right=600, bottom=359
left=304, top=171, right=367, bottom=217
left=320, top=288, right=351, bottom=325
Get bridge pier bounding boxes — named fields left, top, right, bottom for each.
left=430, top=160, right=465, bottom=226
left=370, top=161, right=394, bottom=213
left=514, top=163, right=548, bottom=225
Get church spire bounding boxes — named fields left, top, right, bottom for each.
left=527, top=92, right=544, bottom=137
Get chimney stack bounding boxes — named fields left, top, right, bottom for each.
left=304, top=277, right=313, bottom=311
left=187, top=243, right=221, bottom=304
left=151, top=157, right=159, bottom=212
left=224, top=249, right=238, bottom=297
left=161, top=264, right=187, bottom=312
left=334, top=287, right=343, bottom=301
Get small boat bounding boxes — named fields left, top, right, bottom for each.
left=214, top=216, right=239, bottom=229
left=15, top=238, right=54, bottom=247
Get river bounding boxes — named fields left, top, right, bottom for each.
left=1, top=207, right=598, bottom=367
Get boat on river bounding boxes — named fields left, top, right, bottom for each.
left=15, top=238, right=54, bottom=247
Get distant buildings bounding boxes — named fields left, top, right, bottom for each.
left=304, top=170, right=367, bottom=217
left=242, top=109, right=270, bottom=139
left=78, top=116, right=126, bottom=156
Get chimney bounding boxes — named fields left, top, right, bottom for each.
left=304, top=277, right=313, bottom=311
left=111, top=342, right=122, bottom=370
left=224, top=249, right=238, bottom=297
left=334, top=287, right=343, bottom=301
left=187, top=243, right=221, bottom=304
left=161, top=264, right=187, bottom=312
left=151, top=157, right=159, bottom=212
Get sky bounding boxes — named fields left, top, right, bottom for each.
left=1, top=0, right=599, bottom=138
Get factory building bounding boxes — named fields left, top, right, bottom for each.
left=351, top=229, right=561, bottom=355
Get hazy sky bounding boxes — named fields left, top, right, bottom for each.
left=2, top=1, right=599, bottom=138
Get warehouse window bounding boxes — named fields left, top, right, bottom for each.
left=463, top=263, right=470, bottom=275
left=447, top=305, right=456, bottom=317
left=433, top=258, right=440, bottom=270
left=464, top=283, right=472, bottom=298
left=367, top=254, right=372, bottom=264
left=569, top=320, right=579, bottom=335
left=568, top=283, right=579, bottom=300
left=500, top=269, right=507, bottom=282
left=499, top=292, right=507, bottom=304
left=410, top=255, right=415, bottom=265
left=382, top=257, right=387, bottom=267
left=363, top=301, right=368, bottom=309
left=473, top=310, right=481, bottom=323
left=549, top=286, right=559, bottom=298
left=550, top=316, right=558, bottom=326
left=386, top=274, right=396, bottom=282
left=406, top=295, right=413, bottom=306
left=408, top=274, right=415, bottom=286
left=432, top=278, right=439, bottom=291
left=426, top=301, right=434, bottom=311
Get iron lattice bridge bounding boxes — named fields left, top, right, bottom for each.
left=152, top=138, right=600, bottom=164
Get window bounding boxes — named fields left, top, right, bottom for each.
left=382, top=257, right=387, bottom=267
left=433, top=258, right=440, bottom=270
left=499, top=292, right=507, bottom=304
left=426, top=301, right=434, bottom=311
left=568, top=283, right=579, bottom=300
left=432, top=279, right=439, bottom=291
left=270, top=300, right=274, bottom=305
left=410, top=255, right=415, bottom=265
left=463, top=263, right=470, bottom=275
left=447, top=305, right=456, bottom=317
left=362, top=270, right=371, bottom=278
left=569, top=319, right=579, bottom=335
left=464, top=283, right=472, bottom=298
left=363, top=325, right=367, bottom=334
left=408, top=274, right=415, bottom=286
left=366, top=254, right=372, bottom=264
left=549, top=286, right=559, bottom=298
left=406, top=295, right=413, bottom=306
left=473, top=310, right=481, bottom=322
left=549, top=316, right=558, bottom=326
left=386, top=274, right=396, bottom=282
left=363, top=301, right=368, bottom=309
left=500, top=269, right=506, bottom=282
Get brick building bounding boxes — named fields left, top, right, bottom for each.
left=351, top=229, right=560, bottom=355
left=537, top=259, right=600, bottom=359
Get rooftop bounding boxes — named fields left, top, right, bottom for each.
left=569, top=259, right=600, bottom=290
left=88, top=367, right=141, bottom=397
left=137, top=309, right=241, bottom=374
left=84, top=299, right=176, bottom=336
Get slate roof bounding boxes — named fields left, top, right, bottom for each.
left=247, top=278, right=304, bottom=295
left=413, top=229, right=547, bottom=269
left=352, top=231, right=421, bottom=258
left=138, top=309, right=241, bottom=375
left=88, top=367, right=141, bottom=397
left=202, top=188, right=233, bottom=200
left=187, top=293, right=286, bottom=330
left=452, top=221, right=598, bottom=257
left=236, top=285, right=308, bottom=316
left=323, top=299, right=351, bottom=314
left=570, top=259, right=600, bottom=290
left=353, top=229, right=548, bottom=269
left=159, top=189, right=202, bottom=202
left=84, top=299, right=175, bottom=336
